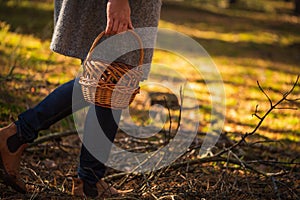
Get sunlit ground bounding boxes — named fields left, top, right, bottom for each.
left=0, top=0, right=299, bottom=148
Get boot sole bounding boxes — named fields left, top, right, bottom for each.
left=0, top=155, right=26, bottom=194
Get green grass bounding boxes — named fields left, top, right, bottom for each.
left=0, top=1, right=79, bottom=129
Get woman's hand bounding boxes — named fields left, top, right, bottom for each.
left=105, top=0, right=133, bottom=35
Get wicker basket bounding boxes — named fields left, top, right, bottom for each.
left=79, top=30, right=144, bottom=109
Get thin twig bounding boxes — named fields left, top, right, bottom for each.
left=286, top=98, right=300, bottom=102
left=252, top=104, right=262, bottom=119
left=24, top=167, right=45, bottom=186
left=257, top=80, right=273, bottom=107
left=271, top=176, right=281, bottom=200
left=164, top=96, right=172, bottom=144
left=213, top=75, right=300, bottom=159
left=175, top=85, right=184, bottom=134
left=275, top=107, right=298, bottom=110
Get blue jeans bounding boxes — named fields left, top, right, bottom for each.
left=15, top=78, right=122, bottom=184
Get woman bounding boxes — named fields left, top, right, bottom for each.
left=0, top=0, right=161, bottom=198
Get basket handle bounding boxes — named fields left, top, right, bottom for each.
left=85, top=30, right=144, bottom=67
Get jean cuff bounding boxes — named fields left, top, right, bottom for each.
left=78, top=166, right=106, bottom=185
left=16, top=110, right=39, bottom=143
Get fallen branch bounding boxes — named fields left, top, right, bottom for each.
left=214, top=75, right=299, bottom=158
left=28, top=130, right=80, bottom=148
left=104, top=152, right=289, bottom=184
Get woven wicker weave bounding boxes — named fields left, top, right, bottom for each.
left=79, top=30, right=144, bottom=109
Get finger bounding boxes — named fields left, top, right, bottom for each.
left=128, top=19, right=134, bottom=30
left=105, top=18, right=113, bottom=35
left=111, top=19, right=119, bottom=35
left=117, top=22, right=127, bottom=34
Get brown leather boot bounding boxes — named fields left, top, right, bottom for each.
left=96, top=179, right=119, bottom=197
left=71, top=178, right=85, bottom=198
left=72, top=178, right=120, bottom=199
left=0, top=123, right=28, bottom=193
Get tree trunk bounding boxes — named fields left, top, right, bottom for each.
left=229, top=0, right=237, bottom=4
left=296, top=0, right=300, bottom=15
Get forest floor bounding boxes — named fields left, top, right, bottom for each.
left=0, top=0, right=300, bottom=199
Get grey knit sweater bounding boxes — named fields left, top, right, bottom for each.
left=50, top=0, right=162, bottom=67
